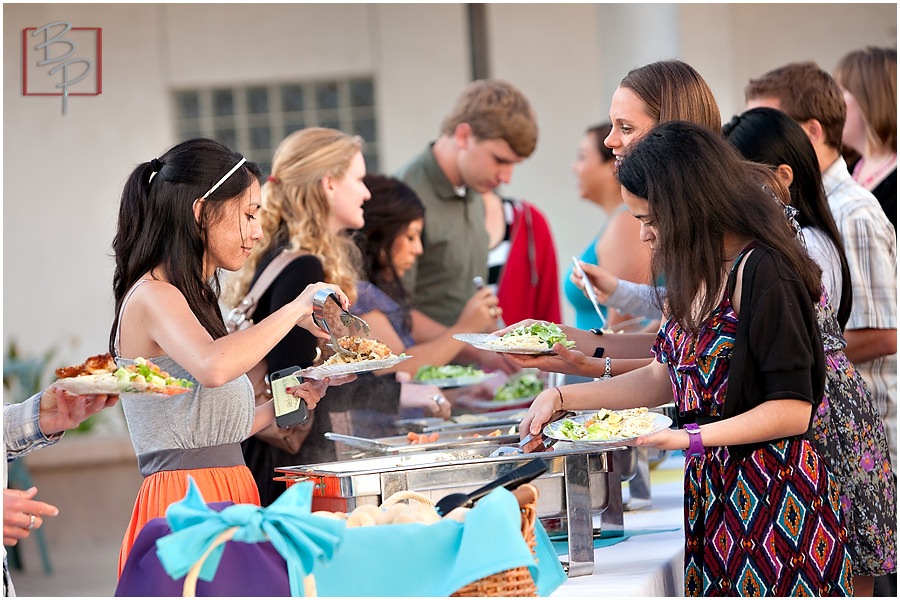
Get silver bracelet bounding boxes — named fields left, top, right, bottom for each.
left=601, top=356, right=612, bottom=380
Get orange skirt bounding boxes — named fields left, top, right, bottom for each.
left=117, top=465, right=260, bottom=577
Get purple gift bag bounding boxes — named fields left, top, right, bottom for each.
left=116, top=502, right=291, bottom=597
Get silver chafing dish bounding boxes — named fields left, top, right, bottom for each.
left=324, top=426, right=520, bottom=458
left=275, top=440, right=638, bottom=577
left=394, top=407, right=528, bottom=434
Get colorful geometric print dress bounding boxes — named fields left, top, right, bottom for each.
left=810, top=290, right=897, bottom=576
left=652, top=258, right=853, bottom=596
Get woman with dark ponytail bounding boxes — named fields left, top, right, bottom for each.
left=723, top=107, right=853, bottom=329
left=110, top=138, right=351, bottom=574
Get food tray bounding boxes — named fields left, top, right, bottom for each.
left=393, top=416, right=445, bottom=433
left=455, top=394, right=536, bottom=411
left=276, top=443, right=640, bottom=578
left=275, top=444, right=617, bottom=509
left=394, top=408, right=528, bottom=434
left=327, top=425, right=520, bottom=459
left=433, top=409, right=530, bottom=433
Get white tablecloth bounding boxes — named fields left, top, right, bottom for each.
left=552, top=454, right=686, bottom=597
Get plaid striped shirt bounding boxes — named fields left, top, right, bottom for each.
left=4, top=393, right=64, bottom=596
left=4, top=394, right=62, bottom=465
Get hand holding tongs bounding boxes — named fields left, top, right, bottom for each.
left=490, top=410, right=574, bottom=456
left=312, top=288, right=371, bottom=359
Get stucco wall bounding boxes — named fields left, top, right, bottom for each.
left=3, top=3, right=896, bottom=367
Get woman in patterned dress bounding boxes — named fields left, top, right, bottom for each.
left=520, top=122, right=853, bottom=596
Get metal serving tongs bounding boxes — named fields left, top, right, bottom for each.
left=323, top=432, right=394, bottom=452
left=434, top=458, right=548, bottom=516
left=571, top=257, right=607, bottom=329
left=490, top=409, right=575, bottom=456
left=312, top=288, right=371, bottom=359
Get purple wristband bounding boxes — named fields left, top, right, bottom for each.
left=683, top=423, right=704, bottom=457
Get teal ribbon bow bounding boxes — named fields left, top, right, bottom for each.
left=155, top=477, right=346, bottom=596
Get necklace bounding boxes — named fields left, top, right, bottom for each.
left=852, top=153, right=897, bottom=188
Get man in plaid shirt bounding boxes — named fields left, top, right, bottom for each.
left=4, top=385, right=118, bottom=596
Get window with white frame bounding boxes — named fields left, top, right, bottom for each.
left=173, top=77, right=379, bottom=176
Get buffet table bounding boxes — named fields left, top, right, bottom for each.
left=553, top=453, right=685, bottom=597
left=276, top=402, right=686, bottom=597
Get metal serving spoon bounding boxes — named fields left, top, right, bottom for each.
left=490, top=410, right=575, bottom=457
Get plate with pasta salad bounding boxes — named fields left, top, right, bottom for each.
left=454, top=323, right=576, bottom=355
left=543, top=408, right=673, bottom=448
left=294, top=336, right=410, bottom=380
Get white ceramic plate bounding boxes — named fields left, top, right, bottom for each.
left=54, top=374, right=192, bottom=397
left=293, top=355, right=411, bottom=380
left=543, top=411, right=673, bottom=448
left=412, top=372, right=492, bottom=388
left=452, top=333, right=555, bottom=355
left=455, top=394, right=536, bottom=410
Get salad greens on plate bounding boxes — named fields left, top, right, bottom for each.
left=115, top=357, right=194, bottom=391
left=493, top=372, right=544, bottom=402
left=414, top=364, right=485, bottom=381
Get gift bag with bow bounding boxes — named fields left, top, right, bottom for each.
left=115, top=476, right=566, bottom=597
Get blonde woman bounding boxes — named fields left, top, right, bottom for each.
left=225, top=128, right=445, bottom=505
left=834, top=46, right=897, bottom=229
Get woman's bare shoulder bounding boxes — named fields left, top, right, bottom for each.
left=127, top=278, right=191, bottom=316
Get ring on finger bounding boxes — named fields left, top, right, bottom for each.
left=432, top=394, right=445, bottom=406
left=27, top=514, right=36, bottom=530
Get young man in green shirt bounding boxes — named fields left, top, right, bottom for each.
left=395, top=79, right=539, bottom=327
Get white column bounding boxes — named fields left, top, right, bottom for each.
left=596, top=3, right=682, bottom=106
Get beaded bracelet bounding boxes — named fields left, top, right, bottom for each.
left=601, top=356, right=612, bottom=380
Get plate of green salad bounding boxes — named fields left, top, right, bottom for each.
left=412, top=364, right=491, bottom=388
left=458, top=371, right=546, bottom=409
left=454, top=323, right=575, bottom=355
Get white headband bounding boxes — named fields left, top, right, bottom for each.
left=202, top=157, right=247, bottom=199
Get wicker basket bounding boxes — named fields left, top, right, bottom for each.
left=450, top=483, right=539, bottom=597
left=382, top=486, right=540, bottom=597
